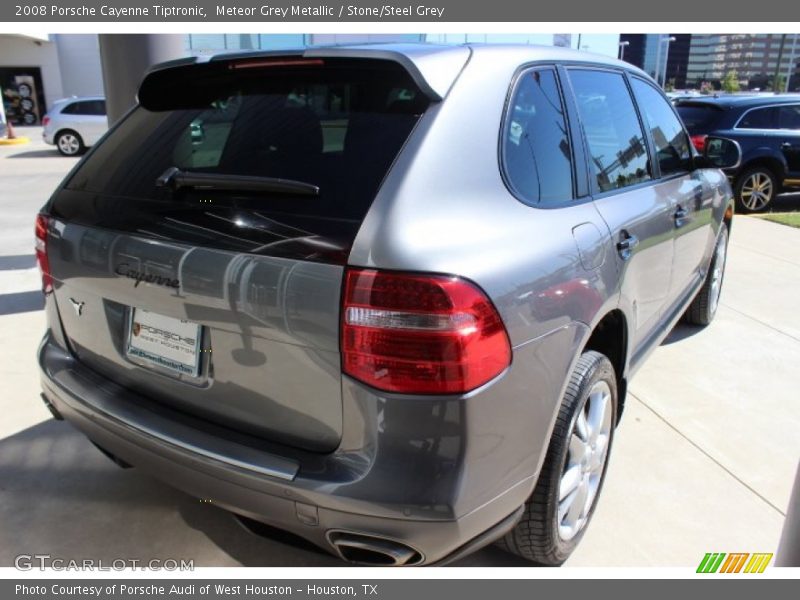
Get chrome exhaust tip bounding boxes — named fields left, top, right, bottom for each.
left=328, top=531, right=423, bottom=566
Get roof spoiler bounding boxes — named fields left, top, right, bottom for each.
left=138, top=44, right=471, bottom=107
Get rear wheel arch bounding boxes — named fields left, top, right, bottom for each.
left=581, top=309, right=628, bottom=422
left=56, top=128, right=81, bottom=140
left=738, top=155, right=786, bottom=183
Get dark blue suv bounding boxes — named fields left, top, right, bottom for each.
left=676, top=95, right=800, bottom=212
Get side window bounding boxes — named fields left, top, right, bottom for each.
left=631, top=78, right=692, bottom=176
left=568, top=69, right=651, bottom=193
left=85, top=100, right=106, bottom=116
left=778, top=105, right=800, bottom=130
left=738, top=107, right=778, bottom=129
left=502, top=68, right=573, bottom=205
left=61, top=102, right=79, bottom=115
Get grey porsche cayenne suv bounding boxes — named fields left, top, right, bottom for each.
left=36, top=44, right=739, bottom=566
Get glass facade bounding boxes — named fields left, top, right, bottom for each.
left=185, top=34, right=311, bottom=54
left=622, top=33, right=800, bottom=91
left=685, top=34, right=800, bottom=90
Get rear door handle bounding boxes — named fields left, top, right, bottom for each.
left=674, top=206, right=688, bottom=228
left=616, top=231, right=639, bottom=260
left=781, top=142, right=795, bottom=150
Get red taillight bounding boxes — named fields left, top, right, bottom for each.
left=341, top=269, right=512, bottom=394
left=42, top=115, right=50, bottom=127
left=690, top=134, right=708, bottom=153
left=35, top=214, right=52, bottom=294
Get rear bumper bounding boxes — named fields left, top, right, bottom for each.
left=38, top=332, right=536, bottom=564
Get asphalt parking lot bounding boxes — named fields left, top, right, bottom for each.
left=1, top=129, right=798, bottom=567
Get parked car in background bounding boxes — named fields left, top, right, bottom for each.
left=676, top=94, right=800, bottom=211
left=36, top=44, right=740, bottom=567
left=666, top=90, right=701, bottom=105
left=42, top=96, right=107, bottom=156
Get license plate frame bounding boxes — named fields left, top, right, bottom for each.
left=125, top=308, right=202, bottom=378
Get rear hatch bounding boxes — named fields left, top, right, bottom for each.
left=44, top=56, right=431, bottom=452
left=674, top=101, right=725, bottom=134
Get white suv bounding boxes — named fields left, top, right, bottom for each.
left=43, top=97, right=107, bottom=156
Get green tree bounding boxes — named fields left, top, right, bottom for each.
left=722, top=70, right=740, bottom=93
left=665, top=78, right=676, bottom=92
left=773, top=74, right=786, bottom=93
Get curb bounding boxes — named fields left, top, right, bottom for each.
left=0, top=137, right=31, bottom=146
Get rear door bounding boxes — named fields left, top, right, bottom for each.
left=777, top=104, right=800, bottom=181
left=630, top=76, right=711, bottom=309
left=45, top=58, right=430, bottom=452
left=78, top=99, right=107, bottom=145
left=566, top=68, right=675, bottom=353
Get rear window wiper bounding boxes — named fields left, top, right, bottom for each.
left=156, top=167, right=319, bottom=196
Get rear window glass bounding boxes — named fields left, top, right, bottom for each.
left=738, top=106, right=778, bottom=129
left=675, top=104, right=723, bottom=131
left=502, top=68, right=574, bottom=205
left=53, top=59, right=428, bottom=262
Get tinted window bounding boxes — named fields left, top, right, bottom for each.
left=568, top=69, right=651, bottom=193
left=631, top=78, right=692, bottom=176
left=60, top=100, right=105, bottom=116
left=82, top=100, right=106, bottom=115
left=675, top=103, right=723, bottom=132
left=778, top=105, right=800, bottom=130
left=503, top=68, right=573, bottom=204
left=738, top=107, right=778, bottom=129
left=51, top=60, right=429, bottom=262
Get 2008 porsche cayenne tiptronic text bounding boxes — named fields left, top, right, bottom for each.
left=36, top=44, right=740, bottom=566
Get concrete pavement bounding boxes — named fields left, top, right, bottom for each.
left=0, top=133, right=797, bottom=567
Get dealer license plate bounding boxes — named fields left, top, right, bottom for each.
left=126, top=308, right=201, bottom=377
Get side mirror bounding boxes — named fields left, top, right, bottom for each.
left=700, top=136, right=742, bottom=170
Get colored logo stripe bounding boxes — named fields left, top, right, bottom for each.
left=697, top=553, right=726, bottom=573
left=744, top=553, right=773, bottom=573
left=697, top=552, right=773, bottom=573
left=720, top=553, right=749, bottom=573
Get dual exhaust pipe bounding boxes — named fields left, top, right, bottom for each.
left=328, top=531, right=422, bottom=566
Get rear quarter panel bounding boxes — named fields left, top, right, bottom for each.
left=349, top=47, right=623, bottom=504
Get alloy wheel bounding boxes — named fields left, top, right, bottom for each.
left=709, top=229, right=728, bottom=316
left=740, top=172, right=773, bottom=211
left=557, top=380, right=613, bottom=541
left=58, top=134, right=80, bottom=155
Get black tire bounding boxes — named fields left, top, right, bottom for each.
left=684, top=225, right=729, bottom=326
left=55, top=130, right=85, bottom=156
left=734, top=166, right=779, bottom=213
left=497, top=350, right=617, bottom=565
